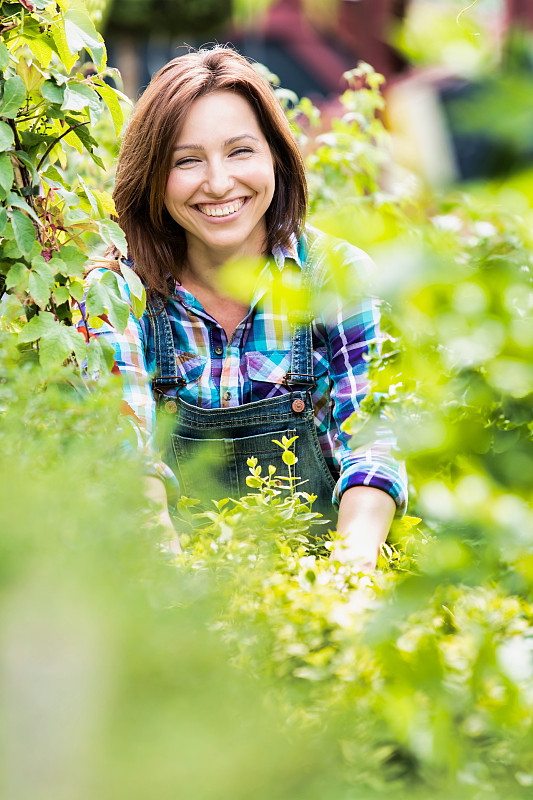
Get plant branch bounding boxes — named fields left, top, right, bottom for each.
left=76, top=300, right=91, bottom=342
left=0, top=20, right=19, bottom=34
left=7, top=119, right=44, bottom=245
left=36, top=121, right=90, bottom=171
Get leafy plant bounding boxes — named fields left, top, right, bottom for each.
left=0, top=0, right=142, bottom=374
left=2, top=8, right=533, bottom=799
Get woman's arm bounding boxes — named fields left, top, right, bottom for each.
left=315, top=238, right=408, bottom=566
left=144, top=476, right=182, bottom=553
left=333, top=485, right=395, bottom=570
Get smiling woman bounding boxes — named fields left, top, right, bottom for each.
left=85, top=46, right=408, bottom=568
left=164, top=92, right=276, bottom=271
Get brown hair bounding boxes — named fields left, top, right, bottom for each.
left=113, top=46, right=308, bottom=297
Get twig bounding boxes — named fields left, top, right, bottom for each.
left=36, top=120, right=90, bottom=171
left=7, top=119, right=44, bottom=245
left=76, top=300, right=91, bottom=342
left=0, top=20, right=19, bottom=34
left=457, top=0, right=480, bottom=26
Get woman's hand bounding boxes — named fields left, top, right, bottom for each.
left=331, top=485, right=396, bottom=571
left=144, top=476, right=182, bottom=555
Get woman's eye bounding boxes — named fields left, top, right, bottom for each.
left=175, top=157, right=200, bottom=168
left=230, top=147, right=253, bottom=157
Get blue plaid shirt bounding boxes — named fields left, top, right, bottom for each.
left=81, top=227, right=407, bottom=512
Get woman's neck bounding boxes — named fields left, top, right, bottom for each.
left=180, top=227, right=268, bottom=289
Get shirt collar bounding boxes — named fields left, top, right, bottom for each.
left=271, top=234, right=302, bottom=272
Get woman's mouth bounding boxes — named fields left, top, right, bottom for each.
left=196, top=197, right=247, bottom=217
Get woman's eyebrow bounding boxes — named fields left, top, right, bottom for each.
left=173, top=134, right=260, bottom=152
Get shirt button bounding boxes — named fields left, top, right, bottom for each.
left=223, top=391, right=232, bottom=401
left=214, top=346, right=223, bottom=356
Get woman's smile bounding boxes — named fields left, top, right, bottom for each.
left=195, top=196, right=247, bottom=218
left=164, top=91, right=276, bottom=264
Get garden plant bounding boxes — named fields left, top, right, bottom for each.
left=1, top=2, right=533, bottom=799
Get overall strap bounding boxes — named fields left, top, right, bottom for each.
left=146, top=296, right=186, bottom=391
left=284, top=237, right=316, bottom=389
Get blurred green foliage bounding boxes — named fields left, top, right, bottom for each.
left=2, top=6, right=533, bottom=799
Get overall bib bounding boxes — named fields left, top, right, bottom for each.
left=147, top=266, right=337, bottom=519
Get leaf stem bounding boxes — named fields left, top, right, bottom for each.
left=36, top=121, right=90, bottom=171
left=456, top=0, right=479, bottom=26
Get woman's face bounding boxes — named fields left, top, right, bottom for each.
left=164, top=90, right=276, bottom=265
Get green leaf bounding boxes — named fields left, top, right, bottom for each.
left=55, top=246, right=87, bottom=278
left=6, top=192, right=42, bottom=226
left=18, top=311, right=87, bottom=370
left=98, top=219, right=128, bottom=257
left=63, top=9, right=105, bottom=70
left=0, top=42, right=9, bottom=70
left=5, top=261, right=29, bottom=291
left=62, top=119, right=103, bottom=167
left=2, top=226, right=22, bottom=258
left=42, top=164, right=68, bottom=189
left=95, top=81, right=124, bottom=137
left=11, top=210, right=36, bottom=257
left=0, top=153, right=14, bottom=195
left=12, top=151, right=38, bottom=185
left=32, top=255, right=56, bottom=287
left=0, top=76, right=26, bottom=119
left=86, top=270, right=130, bottom=333
left=0, top=121, right=14, bottom=152
left=53, top=285, right=70, bottom=305
left=41, top=80, right=65, bottom=105
left=62, top=82, right=101, bottom=125
left=29, top=270, right=51, bottom=308
left=18, top=311, right=52, bottom=343
left=282, top=450, right=297, bottom=466
left=68, top=279, right=85, bottom=303
left=23, top=33, right=55, bottom=69
left=78, top=174, right=101, bottom=217
left=86, top=335, right=115, bottom=373
left=0, top=207, right=7, bottom=236
left=120, top=259, right=146, bottom=320
left=50, top=18, right=78, bottom=74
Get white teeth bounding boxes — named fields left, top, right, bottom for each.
left=198, top=198, right=245, bottom=217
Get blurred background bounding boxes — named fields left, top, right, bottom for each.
left=93, top=0, right=533, bottom=185
left=3, top=3, right=533, bottom=799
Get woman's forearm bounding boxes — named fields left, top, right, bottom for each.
left=333, top=485, right=396, bottom=570
left=144, top=476, right=182, bottom=554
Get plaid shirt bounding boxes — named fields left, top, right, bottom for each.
left=81, top=228, right=407, bottom=512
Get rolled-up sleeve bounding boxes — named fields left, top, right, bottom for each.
left=318, top=244, right=408, bottom=514
left=77, top=269, right=179, bottom=502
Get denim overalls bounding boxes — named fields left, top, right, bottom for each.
left=146, top=253, right=337, bottom=517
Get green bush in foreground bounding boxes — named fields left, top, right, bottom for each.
left=2, top=4, right=533, bottom=798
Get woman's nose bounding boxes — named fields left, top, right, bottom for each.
left=204, top=160, right=234, bottom=197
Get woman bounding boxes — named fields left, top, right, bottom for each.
left=87, top=46, right=407, bottom=568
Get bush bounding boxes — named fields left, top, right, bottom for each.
left=2, top=6, right=533, bottom=798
